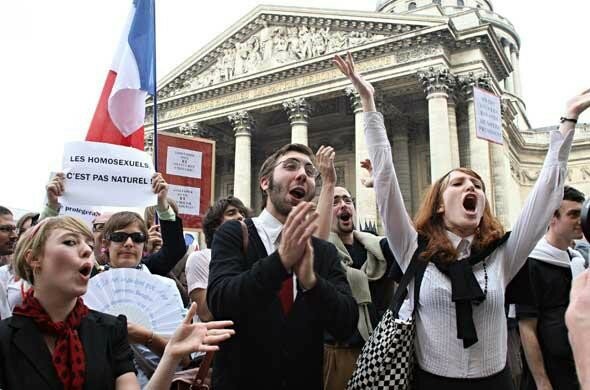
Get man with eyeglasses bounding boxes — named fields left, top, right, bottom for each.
left=91, top=212, right=114, bottom=265
left=0, top=206, right=16, bottom=319
left=322, top=186, right=401, bottom=390
left=208, top=143, right=357, bottom=390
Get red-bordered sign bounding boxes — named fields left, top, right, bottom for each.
left=157, top=133, right=215, bottom=230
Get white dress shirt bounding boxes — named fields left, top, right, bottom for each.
left=365, top=111, right=573, bottom=378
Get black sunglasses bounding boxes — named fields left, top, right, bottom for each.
left=107, top=232, right=147, bottom=244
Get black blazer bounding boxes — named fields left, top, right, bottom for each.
left=141, top=216, right=186, bottom=276
left=208, top=219, right=358, bottom=390
left=0, top=311, right=135, bottom=390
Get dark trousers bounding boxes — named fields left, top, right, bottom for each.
left=414, top=365, right=514, bottom=390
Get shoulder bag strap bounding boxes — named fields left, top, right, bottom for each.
left=389, top=236, right=428, bottom=317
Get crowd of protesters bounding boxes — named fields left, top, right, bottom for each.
left=0, top=54, right=590, bottom=389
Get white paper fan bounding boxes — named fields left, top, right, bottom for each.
left=83, top=268, right=185, bottom=336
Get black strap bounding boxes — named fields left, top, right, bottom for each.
left=389, top=236, right=428, bottom=318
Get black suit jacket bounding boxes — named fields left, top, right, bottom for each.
left=0, top=311, right=135, bottom=390
left=141, top=216, right=186, bottom=276
left=208, top=219, right=358, bottom=390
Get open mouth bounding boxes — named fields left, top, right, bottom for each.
left=289, top=187, right=306, bottom=200
left=463, top=194, right=477, bottom=213
left=339, top=212, right=352, bottom=222
left=79, top=263, right=93, bottom=277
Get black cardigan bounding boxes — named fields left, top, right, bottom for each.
left=208, top=219, right=358, bottom=390
left=0, top=310, right=135, bottom=390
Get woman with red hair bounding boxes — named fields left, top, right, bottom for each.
left=334, top=53, right=590, bottom=389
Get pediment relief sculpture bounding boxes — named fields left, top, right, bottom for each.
left=170, top=25, right=389, bottom=97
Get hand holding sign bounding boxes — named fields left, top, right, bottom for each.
left=152, top=173, right=170, bottom=211
left=46, top=173, right=65, bottom=210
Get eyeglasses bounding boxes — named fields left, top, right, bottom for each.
left=107, top=232, right=147, bottom=244
left=92, top=223, right=106, bottom=233
left=0, top=225, right=18, bottom=234
left=275, top=158, right=319, bottom=178
left=333, top=195, right=354, bottom=206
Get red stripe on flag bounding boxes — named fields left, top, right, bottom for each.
left=86, top=70, right=145, bottom=150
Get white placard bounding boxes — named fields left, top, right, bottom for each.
left=474, top=87, right=503, bottom=144
left=166, top=146, right=202, bottom=179
left=60, top=203, right=103, bottom=227
left=168, top=184, right=201, bottom=216
left=61, top=141, right=156, bottom=207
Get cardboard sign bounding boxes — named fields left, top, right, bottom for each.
left=474, top=87, right=503, bottom=145
left=61, top=141, right=156, bottom=207
left=157, top=133, right=215, bottom=230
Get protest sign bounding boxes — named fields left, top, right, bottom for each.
left=157, top=133, right=215, bottom=230
left=474, top=87, right=503, bottom=144
left=61, top=141, right=156, bottom=207
left=60, top=203, right=102, bottom=227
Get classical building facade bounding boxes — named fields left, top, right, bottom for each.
left=145, top=0, right=590, bottom=229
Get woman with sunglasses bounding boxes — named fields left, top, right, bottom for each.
left=0, top=216, right=234, bottom=389
left=334, top=52, right=590, bottom=389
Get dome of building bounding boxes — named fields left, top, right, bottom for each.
left=377, top=0, right=493, bottom=14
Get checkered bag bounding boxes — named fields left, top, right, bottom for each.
left=347, top=244, right=427, bottom=390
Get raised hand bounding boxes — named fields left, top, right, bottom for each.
left=278, top=202, right=319, bottom=269
left=165, top=303, right=234, bottom=358
left=333, top=52, right=376, bottom=111
left=360, top=159, right=374, bottom=188
left=316, top=145, right=337, bottom=186
left=152, top=173, right=169, bottom=210
left=46, top=172, right=65, bottom=210
left=565, top=88, right=590, bottom=119
left=146, top=224, right=163, bottom=254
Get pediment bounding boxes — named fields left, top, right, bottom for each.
left=155, top=5, right=445, bottom=100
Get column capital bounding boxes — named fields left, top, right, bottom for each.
left=457, top=72, right=493, bottom=99
left=418, top=67, right=455, bottom=98
left=144, top=132, right=154, bottom=153
left=228, top=111, right=255, bottom=136
left=345, top=87, right=363, bottom=114
left=282, top=97, right=311, bottom=124
left=179, top=121, right=211, bottom=138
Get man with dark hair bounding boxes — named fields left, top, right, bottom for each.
left=0, top=207, right=17, bottom=259
left=518, top=185, right=587, bottom=390
left=208, top=143, right=357, bottom=390
left=185, top=196, right=250, bottom=322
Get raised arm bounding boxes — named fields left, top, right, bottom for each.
left=502, top=89, right=590, bottom=282
left=314, top=145, right=337, bottom=240
left=333, top=53, right=417, bottom=269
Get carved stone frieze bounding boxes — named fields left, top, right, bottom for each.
left=345, top=88, right=362, bottom=114
left=144, top=132, right=154, bottom=153
left=229, top=111, right=255, bottom=136
left=283, top=97, right=311, bottom=123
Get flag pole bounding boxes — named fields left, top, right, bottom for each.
left=152, top=0, right=159, bottom=226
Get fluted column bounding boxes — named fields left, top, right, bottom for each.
left=391, top=119, right=413, bottom=212
left=283, top=98, right=311, bottom=145
left=458, top=73, right=493, bottom=194
left=346, top=87, right=378, bottom=229
left=419, top=68, right=455, bottom=182
left=501, top=39, right=514, bottom=94
left=447, top=97, right=460, bottom=169
left=229, top=111, right=254, bottom=208
left=510, top=45, right=523, bottom=98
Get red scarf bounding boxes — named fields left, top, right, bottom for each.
left=13, top=290, right=89, bottom=390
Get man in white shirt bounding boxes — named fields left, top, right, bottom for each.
left=185, top=196, right=249, bottom=322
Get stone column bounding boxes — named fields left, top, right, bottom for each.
left=447, top=97, right=461, bottom=169
left=419, top=68, right=455, bottom=182
left=229, top=111, right=254, bottom=208
left=501, top=39, right=514, bottom=94
left=510, top=45, right=523, bottom=98
left=283, top=98, right=311, bottom=145
left=390, top=119, right=413, bottom=212
left=458, top=73, right=493, bottom=195
left=346, top=88, right=378, bottom=230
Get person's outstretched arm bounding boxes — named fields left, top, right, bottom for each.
left=566, top=270, right=590, bottom=389
left=314, top=145, right=336, bottom=240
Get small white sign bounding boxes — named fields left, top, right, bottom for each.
left=474, top=87, right=503, bottom=145
left=61, top=141, right=156, bottom=207
left=166, top=146, right=202, bottom=179
left=60, top=203, right=103, bottom=227
left=168, top=184, right=201, bottom=216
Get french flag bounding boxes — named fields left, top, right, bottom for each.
left=86, top=0, right=155, bottom=150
